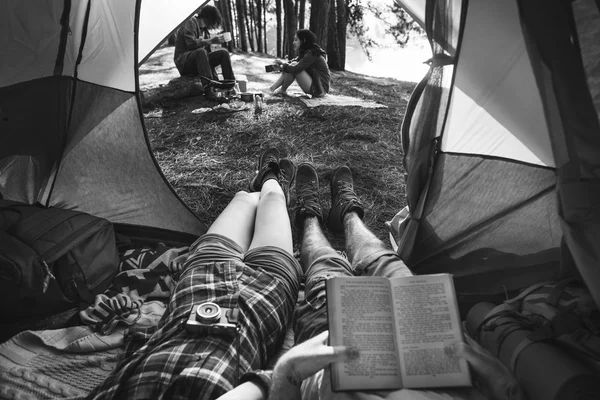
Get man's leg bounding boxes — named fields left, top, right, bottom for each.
left=293, top=163, right=354, bottom=344
left=329, top=166, right=413, bottom=279
left=189, top=48, right=216, bottom=79
left=208, top=48, right=235, bottom=80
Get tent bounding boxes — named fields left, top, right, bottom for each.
left=1, top=0, right=211, bottom=245
left=391, top=0, right=600, bottom=315
left=2, top=0, right=599, bottom=313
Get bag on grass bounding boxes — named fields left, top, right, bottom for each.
left=0, top=200, right=120, bottom=318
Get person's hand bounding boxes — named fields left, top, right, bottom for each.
left=274, top=330, right=359, bottom=386
left=446, top=335, right=526, bottom=400
left=211, top=35, right=226, bottom=45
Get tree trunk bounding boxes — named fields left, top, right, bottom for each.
left=309, top=0, right=330, bottom=48
left=216, top=0, right=235, bottom=49
left=336, top=0, right=347, bottom=69
left=235, top=0, right=249, bottom=51
left=276, top=0, right=282, bottom=57
left=244, top=0, right=255, bottom=51
left=256, top=0, right=263, bottom=53
left=327, top=0, right=347, bottom=70
left=283, top=0, right=297, bottom=58
left=230, top=0, right=238, bottom=47
left=298, top=0, right=306, bottom=29
left=263, top=0, right=268, bottom=52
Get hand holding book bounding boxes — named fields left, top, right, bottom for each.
left=326, top=273, right=472, bottom=391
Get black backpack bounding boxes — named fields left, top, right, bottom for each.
left=0, top=200, right=120, bottom=319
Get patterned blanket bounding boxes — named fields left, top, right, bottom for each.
left=80, top=244, right=189, bottom=334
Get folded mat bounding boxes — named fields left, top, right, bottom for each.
left=298, top=94, right=388, bottom=109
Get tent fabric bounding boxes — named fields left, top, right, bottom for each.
left=397, top=0, right=600, bottom=311
left=398, top=0, right=461, bottom=263
left=1, top=0, right=208, bottom=236
left=572, top=0, right=600, bottom=121
left=441, top=0, right=554, bottom=167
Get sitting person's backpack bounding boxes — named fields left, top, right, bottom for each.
left=466, top=278, right=600, bottom=400
left=0, top=200, right=120, bottom=319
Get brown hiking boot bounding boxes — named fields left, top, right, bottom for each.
left=249, top=147, right=280, bottom=192
left=295, top=163, right=323, bottom=225
left=328, top=166, right=364, bottom=233
left=278, top=158, right=296, bottom=206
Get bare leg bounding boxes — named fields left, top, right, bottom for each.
left=292, top=70, right=313, bottom=94
left=248, top=179, right=293, bottom=254
left=206, top=191, right=260, bottom=252
left=269, top=74, right=285, bottom=92
left=279, top=72, right=296, bottom=92
left=300, top=217, right=338, bottom=273
left=343, top=212, right=413, bottom=277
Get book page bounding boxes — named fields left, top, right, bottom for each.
left=390, top=274, right=471, bottom=388
left=327, top=276, right=402, bottom=391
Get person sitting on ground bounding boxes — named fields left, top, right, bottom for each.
left=85, top=147, right=297, bottom=400
left=173, top=5, right=235, bottom=84
left=217, top=163, right=525, bottom=400
left=268, top=29, right=330, bottom=98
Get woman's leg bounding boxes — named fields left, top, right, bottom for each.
left=206, top=191, right=260, bottom=252
left=289, top=70, right=313, bottom=94
left=279, top=72, right=297, bottom=93
left=269, top=73, right=285, bottom=92
left=248, top=179, right=293, bottom=254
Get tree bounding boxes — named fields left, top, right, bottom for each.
left=282, top=0, right=297, bottom=58
left=347, top=1, right=424, bottom=60
left=309, top=0, right=331, bottom=48
left=275, top=0, right=282, bottom=56
left=235, top=0, right=249, bottom=51
left=326, top=0, right=347, bottom=70
left=215, top=0, right=235, bottom=49
left=298, top=0, right=306, bottom=29
left=255, top=0, right=264, bottom=52
left=244, top=0, right=255, bottom=51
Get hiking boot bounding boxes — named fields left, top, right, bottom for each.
left=249, top=147, right=281, bottom=192
left=328, top=166, right=364, bottom=233
left=278, top=158, right=296, bottom=206
left=295, top=163, right=323, bottom=225
left=204, top=86, right=218, bottom=101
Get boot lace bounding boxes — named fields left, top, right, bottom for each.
left=334, top=180, right=360, bottom=207
left=296, top=180, right=321, bottom=213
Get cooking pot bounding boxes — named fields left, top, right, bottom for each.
left=240, top=92, right=255, bottom=102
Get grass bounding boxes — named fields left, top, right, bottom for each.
left=141, top=47, right=415, bottom=252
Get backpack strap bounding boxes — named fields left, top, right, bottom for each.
left=504, top=280, right=555, bottom=308
left=545, top=277, right=578, bottom=307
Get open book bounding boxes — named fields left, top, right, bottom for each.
left=327, top=273, right=471, bottom=391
